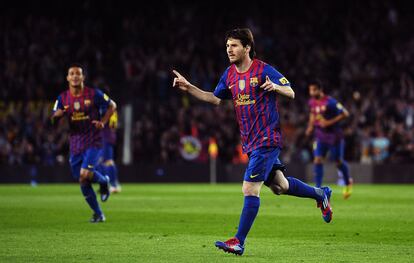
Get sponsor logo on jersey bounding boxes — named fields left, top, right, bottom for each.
left=236, top=94, right=255, bottom=106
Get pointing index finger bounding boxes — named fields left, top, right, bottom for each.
left=172, top=70, right=183, bottom=78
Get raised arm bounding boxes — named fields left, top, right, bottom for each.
left=260, top=75, right=295, bottom=99
left=172, top=70, right=221, bottom=105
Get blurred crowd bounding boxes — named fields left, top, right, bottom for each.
left=1, top=1, right=413, bottom=165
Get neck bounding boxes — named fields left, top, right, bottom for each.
left=69, top=85, right=83, bottom=96
left=235, top=57, right=253, bottom=73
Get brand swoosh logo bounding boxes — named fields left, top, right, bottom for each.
left=250, top=173, right=260, bottom=179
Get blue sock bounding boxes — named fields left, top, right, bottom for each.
left=235, top=196, right=260, bottom=246
left=106, top=164, right=119, bottom=187
left=91, top=169, right=108, bottom=184
left=286, top=177, right=324, bottom=202
left=80, top=184, right=102, bottom=215
left=313, top=163, right=324, bottom=187
left=337, top=161, right=351, bottom=185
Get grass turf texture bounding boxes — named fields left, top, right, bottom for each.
left=1, top=184, right=413, bottom=262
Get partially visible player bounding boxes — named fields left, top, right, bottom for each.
left=173, top=28, right=333, bottom=256
left=305, top=80, right=353, bottom=199
left=51, top=64, right=117, bottom=222
left=98, top=108, right=121, bottom=193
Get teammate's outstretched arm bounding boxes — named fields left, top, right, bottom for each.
left=260, top=75, right=295, bottom=99
left=172, top=70, right=221, bottom=105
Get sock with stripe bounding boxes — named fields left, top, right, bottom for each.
left=313, top=163, right=324, bottom=187
left=235, top=196, right=260, bottom=246
left=91, top=169, right=108, bottom=184
left=80, top=184, right=102, bottom=216
left=286, top=177, right=324, bottom=202
left=337, top=161, right=351, bottom=185
left=105, top=164, right=118, bottom=187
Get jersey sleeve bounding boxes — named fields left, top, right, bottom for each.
left=262, top=64, right=291, bottom=87
left=52, top=95, right=64, bottom=113
left=94, top=89, right=111, bottom=109
left=328, top=98, right=345, bottom=115
left=213, top=68, right=231, bottom=100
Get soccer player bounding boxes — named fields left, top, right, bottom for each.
left=51, top=64, right=117, bottom=223
left=172, top=28, right=333, bottom=256
left=98, top=109, right=121, bottom=193
left=305, top=80, right=353, bottom=199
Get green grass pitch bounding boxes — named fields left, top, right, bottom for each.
left=1, top=184, right=413, bottom=262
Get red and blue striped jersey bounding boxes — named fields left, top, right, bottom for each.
left=53, top=87, right=111, bottom=155
left=308, top=95, right=345, bottom=144
left=213, top=59, right=291, bottom=154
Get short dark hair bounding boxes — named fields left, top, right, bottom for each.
left=68, top=63, right=84, bottom=70
left=308, top=79, right=324, bottom=90
left=225, top=28, right=256, bottom=59
left=68, top=63, right=86, bottom=76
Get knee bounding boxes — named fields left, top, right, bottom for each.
left=242, top=185, right=260, bottom=197
left=104, top=159, right=115, bottom=167
left=79, top=170, right=93, bottom=184
left=336, top=160, right=343, bottom=166
left=314, top=157, right=323, bottom=164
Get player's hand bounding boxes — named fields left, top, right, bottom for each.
left=53, top=109, right=65, bottom=118
left=50, top=109, right=65, bottom=127
left=92, top=120, right=105, bottom=129
left=260, top=76, right=275, bottom=91
left=172, top=70, right=190, bottom=91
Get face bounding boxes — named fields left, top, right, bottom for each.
left=226, top=38, right=250, bottom=64
left=309, top=84, right=322, bottom=98
left=67, top=67, right=84, bottom=88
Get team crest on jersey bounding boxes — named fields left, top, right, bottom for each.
left=250, top=77, right=258, bottom=87
left=239, top=80, right=245, bottom=91
left=74, top=101, right=80, bottom=111
left=84, top=99, right=91, bottom=106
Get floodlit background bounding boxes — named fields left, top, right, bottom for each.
left=1, top=1, right=414, bottom=262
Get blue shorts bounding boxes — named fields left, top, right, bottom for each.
left=99, top=142, right=114, bottom=162
left=69, top=148, right=101, bottom=180
left=313, top=139, right=345, bottom=161
left=244, top=147, right=285, bottom=185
